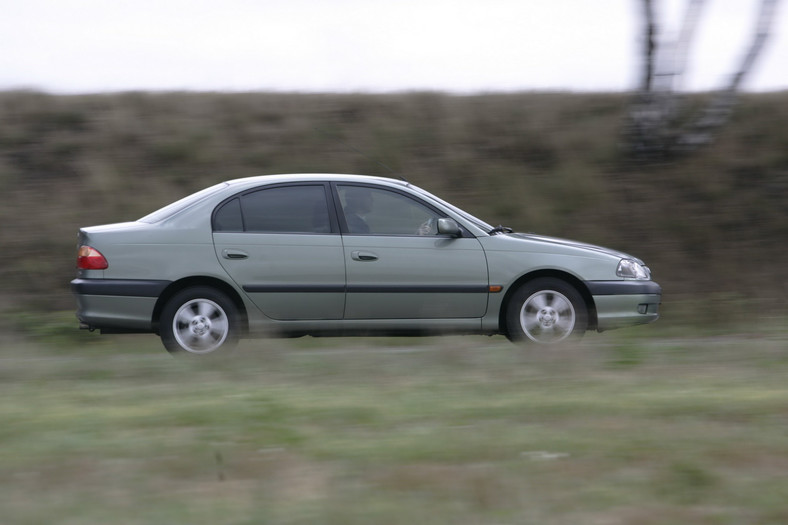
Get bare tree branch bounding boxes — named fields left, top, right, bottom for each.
left=675, top=0, right=780, bottom=149
left=728, top=0, right=778, bottom=92
left=628, top=0, right=780, bottom=160
left=641, top=0, right=657, bottom=92
left=668, top=0, right=706, bottom=91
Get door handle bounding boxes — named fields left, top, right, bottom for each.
left=222, top=249, right=249, bottom=260
left=351, top=250, right=378, bottom=261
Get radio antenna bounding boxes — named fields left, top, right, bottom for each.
left=314, top=126, right=407, bottom=181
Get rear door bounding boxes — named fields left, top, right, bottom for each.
left=212, top=183, right=346, bottom=320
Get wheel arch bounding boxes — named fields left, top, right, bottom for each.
left=152, top=277, right=249, bottom=335
left=499, top=270, right=598, bottom=335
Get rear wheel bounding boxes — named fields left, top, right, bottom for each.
left=505, top=278, right=588, bottom=344
left=160, top=287, right=239, bottom=355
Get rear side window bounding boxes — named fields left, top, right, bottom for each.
left=214, top=185, right=332, bottom=234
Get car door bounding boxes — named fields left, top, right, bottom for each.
left=335, top=183, right=489, bottom=319
left=212, top=183, right=346, bottom=320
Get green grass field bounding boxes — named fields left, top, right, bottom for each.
left=3, top=322, right=788, bottom=524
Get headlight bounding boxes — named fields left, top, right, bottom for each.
left=616, top=259, right=651, bottom=280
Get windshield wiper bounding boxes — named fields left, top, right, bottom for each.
left=489, top=225, right=514, bottom=235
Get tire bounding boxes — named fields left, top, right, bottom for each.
left=160, top=287, right=239, bottom=355
left=505, top=278, right=588, bottom=344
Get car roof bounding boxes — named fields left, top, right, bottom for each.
left=224, top=173, right=410, bottom=189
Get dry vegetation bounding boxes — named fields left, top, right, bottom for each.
left=0, top=90, right=787, bottom=325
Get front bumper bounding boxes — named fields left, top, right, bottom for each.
left=585, top=280, right=662, bottom=332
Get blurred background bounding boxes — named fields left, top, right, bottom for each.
left=2, top=2, right=788, bottom=523
left=0, top=0, right=786, bottom=331
left=1, top=89, right=786, bottom=329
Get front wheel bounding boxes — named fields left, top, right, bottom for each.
left=505, top=278, right=588, bottom=344
left=160, top=287, right=239, bottom=355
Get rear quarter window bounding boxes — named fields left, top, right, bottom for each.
left=213, top=198, right=243, bottom=231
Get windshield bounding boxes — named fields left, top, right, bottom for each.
left=138, top=183, right=228, bottom=223
left=408, top=184, right=494, bottom=232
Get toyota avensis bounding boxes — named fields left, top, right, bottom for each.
left=71, top=174, right=661, bottom=354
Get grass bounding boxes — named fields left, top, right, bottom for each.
left=2, top=323, right=788, bottom=524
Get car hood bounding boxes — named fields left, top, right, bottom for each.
left=504, top=232, right=642, bottom=263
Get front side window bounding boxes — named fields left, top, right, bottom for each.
left=337, top=185, right=441, bottom=236
left=213, top=185, right=331, bottom=233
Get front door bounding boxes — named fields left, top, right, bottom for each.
left=335, top=184, right=489, bottom=319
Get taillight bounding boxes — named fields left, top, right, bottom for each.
left=77, top=246, right=108, bottom=270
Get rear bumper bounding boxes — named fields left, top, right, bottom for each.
left=71, top=278, right=170, bottom=297
left=71, top=278, right=170, bottom=333
left=584, top=280, right=662, bottom=332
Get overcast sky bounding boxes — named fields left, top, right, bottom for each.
left=1, top=0, right=786, bottom=94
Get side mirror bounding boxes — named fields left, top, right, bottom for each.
left=437, top=218, right=461, bottom=237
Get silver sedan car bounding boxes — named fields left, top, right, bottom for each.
left=71, top=174, right=661, bottom=354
